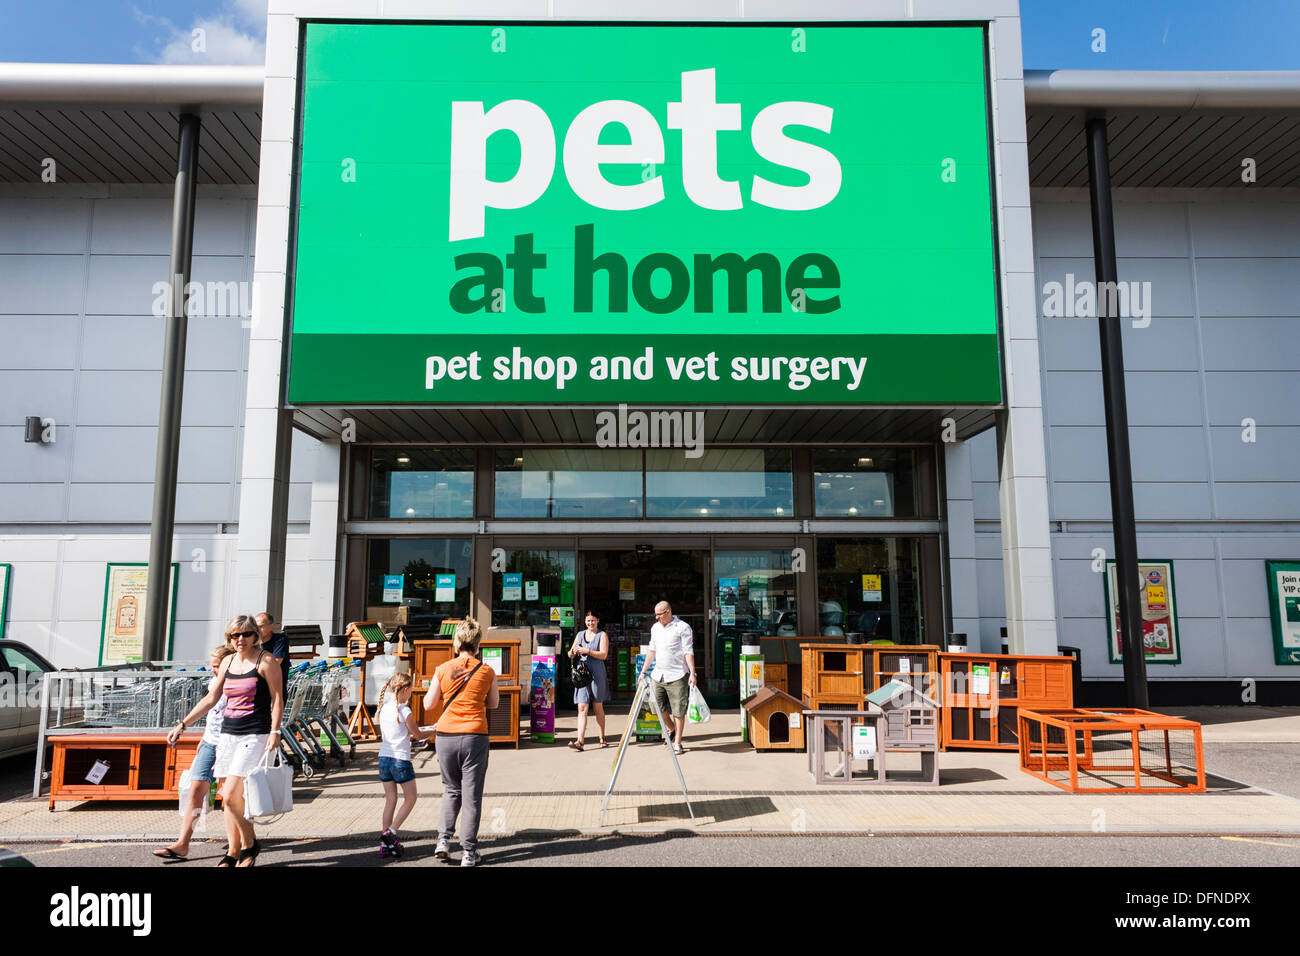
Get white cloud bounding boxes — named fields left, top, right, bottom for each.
left=138, top=2, right=268, bottom=66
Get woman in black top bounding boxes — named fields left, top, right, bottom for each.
left=170, top=615, right=284, bottom=867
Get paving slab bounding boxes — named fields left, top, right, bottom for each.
left=4, top=707, right=1299, bottom=843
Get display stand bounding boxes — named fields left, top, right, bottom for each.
left=599, top=679, right=695, bottom=827
left=344, top=621, right=385, bottom=741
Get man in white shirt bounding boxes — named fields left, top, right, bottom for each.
left=638, top=600, right=696, bottom=754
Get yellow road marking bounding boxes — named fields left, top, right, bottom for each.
left=7, top=843, right=104, bottom=856
left=1221, top=836, right=1297, bottom=849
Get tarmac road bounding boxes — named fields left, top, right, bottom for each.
left=7, top=831, right=1299, bottom=867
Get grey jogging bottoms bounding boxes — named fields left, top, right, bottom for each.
left=435, top=733, right=490, bottom=851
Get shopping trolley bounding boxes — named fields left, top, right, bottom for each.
left=82, top=670, right=212, bottom=729
left=292, top=660, right=357, bottom=768
left=279, top=663, right=332, bottom=778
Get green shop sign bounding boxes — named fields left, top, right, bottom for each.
left=288, top=22, right=1001, bottom=405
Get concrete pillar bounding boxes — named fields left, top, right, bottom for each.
left=307, top=440, right=342, bottom=635
left=235, top=408, right=292, bottom=618
left=235, top=15, right=298, bottom=620
left=944, top=440, right=981, bottom=644
left=996, top=413, right=1057, bottom=654
left=988, top=15, right=1058, bottom=655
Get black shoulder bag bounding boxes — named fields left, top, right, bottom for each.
left=570, top=637, right=595, bottom=689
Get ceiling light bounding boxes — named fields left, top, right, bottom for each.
left=396, top=456, right=410, bottom=464
left=848, top=507, right=858, bottom=514
left=858, top=457, right=873, bottom=466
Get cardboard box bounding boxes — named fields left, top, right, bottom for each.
left=366, top=605, right=408, bottom=626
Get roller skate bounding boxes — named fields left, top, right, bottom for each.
left=379, top=828, right=403, bottom=858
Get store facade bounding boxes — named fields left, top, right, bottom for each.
left=243, top=4, right=1048, bottom=708
left=6, top=1, right=1297, bottom=702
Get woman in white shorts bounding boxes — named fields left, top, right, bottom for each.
left=169, top=614, right=284, bottom=867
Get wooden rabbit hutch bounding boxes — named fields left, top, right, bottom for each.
left=800, top=643, right=868, bottom=709
left=47, top=732, right=221, bottom=809
left=868, top=645, right=940, bottom=699
left=410, top=636, right=522, bottom=746
left=758, top=638, right=793, bottom=695
left=940, top=652, right=1075, bottom=750
left=799, top=642, right=940, bottom=712
left=743, top=687, right=807, bottom=751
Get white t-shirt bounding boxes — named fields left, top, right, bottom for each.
left=202, top=676, right=227, bottom=746
left=378, top=697, right=413, bottom=761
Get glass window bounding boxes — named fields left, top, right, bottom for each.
left=490, top=549, right=577, bottom=634
left=494, top=449, right=641, bottom=518
left=1, top=645, right=50, bottom=676
left=813, top=448, right=916, bottom=517
left=369, top=449, right=474, bottom=519
left=714, top=551, right=798, bottom=641
left=646, top=448, right=793, bottom=518
left=365, top=538, right=472, bottom=629
left=815, top=537, right=924, bottom=643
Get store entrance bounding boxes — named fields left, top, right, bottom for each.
left=581, top=549, right=708, bottom=704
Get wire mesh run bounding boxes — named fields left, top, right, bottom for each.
left=1018, top=708, right=1205, bottom=793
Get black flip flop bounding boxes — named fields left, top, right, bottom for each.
left=153, top=847, right=187, bottom=861
left=237, top=840, right=262, bottom=867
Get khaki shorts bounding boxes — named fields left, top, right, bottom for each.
left=652, top=675, right=690, bottom=719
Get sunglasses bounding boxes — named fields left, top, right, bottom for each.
left=230, top=630, right=257, bottom=639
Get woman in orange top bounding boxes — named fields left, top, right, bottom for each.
left=423, top=618, right=498, bottom=867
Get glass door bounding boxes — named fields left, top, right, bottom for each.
left=713, top=550, right=799, bottom=708
left=581, top=548, right=708, bottom=705
left=814, top=537, right=924, bottom=643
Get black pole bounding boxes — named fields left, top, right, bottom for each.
left=1085, top=116, right=1149, bottom=708
left=144, top=113, right=201, bottom=663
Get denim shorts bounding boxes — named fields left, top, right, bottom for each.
left=188, top=741, right=218, bottom=783
left=378, top=756, right=415, bottom=784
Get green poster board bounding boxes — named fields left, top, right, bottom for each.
left=1104, top=559, right=1180, bottom=665
left=98, top=563, right=179, bottom=665
left=288, top=22, right=1000, bottom=405
left=1264, top=560, right=1300, bottom=665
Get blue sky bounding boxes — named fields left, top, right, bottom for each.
left=1, top=1, right=1298, bottom=69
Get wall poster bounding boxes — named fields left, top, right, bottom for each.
left=1265, top=561, right=1300, bottom=665
left=1105, top=559, right=1180, bottom=665
left=99, top=563, right=179, bottom=665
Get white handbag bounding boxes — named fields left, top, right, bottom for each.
left=243, top=746, right=293, bottom=823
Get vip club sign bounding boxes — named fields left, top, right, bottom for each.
left=287, top=23, right=1001, bottom=404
